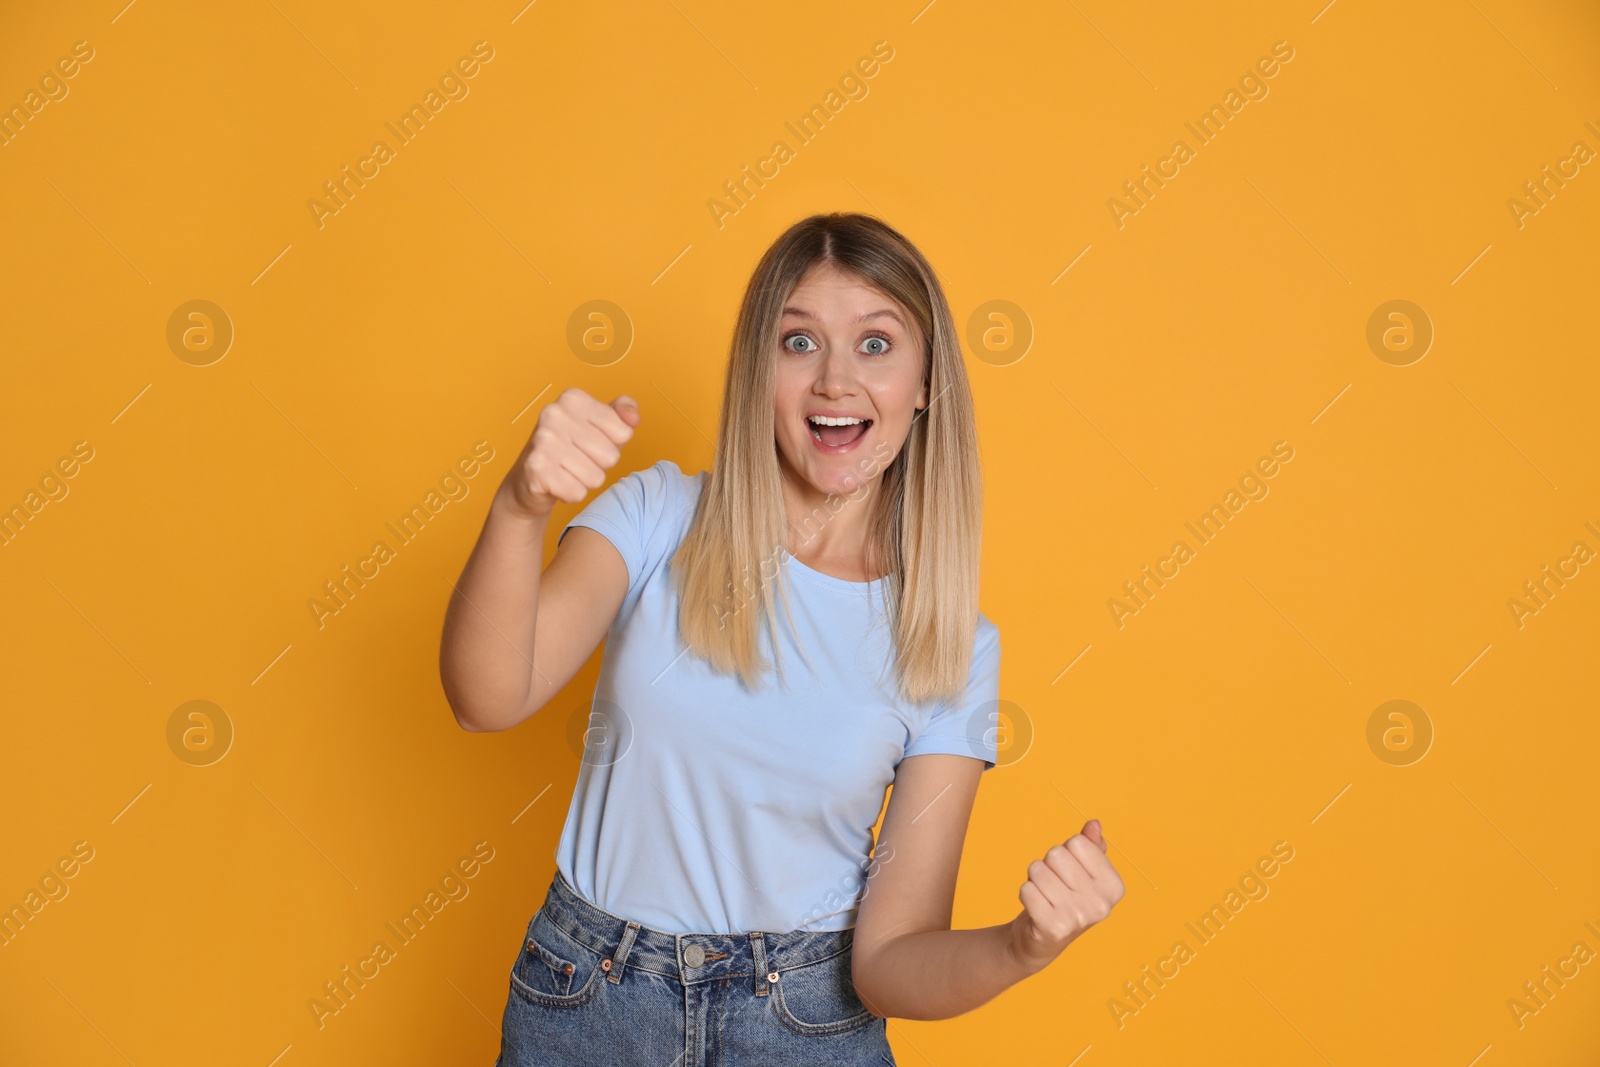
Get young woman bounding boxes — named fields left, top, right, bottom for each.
left=439, top=213, right=1124, bottom=1065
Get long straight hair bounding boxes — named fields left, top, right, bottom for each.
left=670, top=212, right=982, bottom=705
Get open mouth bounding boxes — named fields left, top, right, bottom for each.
left=807, top=414, right=872, bottom=449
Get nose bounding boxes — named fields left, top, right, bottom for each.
left=813, top=344, right=858, bottom=398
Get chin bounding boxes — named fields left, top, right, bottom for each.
left=811, top=460, right=880, bottom=499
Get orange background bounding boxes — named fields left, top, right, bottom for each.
left=3, top=1, right=1598, bottom=1064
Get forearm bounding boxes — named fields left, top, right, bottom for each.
left=439, top=486, right=550, bottom=731
left=853, top=917, right=1040, bottom=1022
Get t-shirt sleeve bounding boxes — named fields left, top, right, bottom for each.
left=558, top=459, right=690, bottom=626
left=902, top=616, right=1002, bottom=771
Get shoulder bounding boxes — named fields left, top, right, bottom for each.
left=563, top=460, right=708, bottom=604
left=629, top=459, right=705, bottom=525
left=563, top=459, right=705, bottom=553
left=953, top=611, right=1001, bottom=696
left=973, top=611, right=1001, bottom=660
left=644, top=458, right=704, bottom=501
left=603, top=459, right=706, bottom=552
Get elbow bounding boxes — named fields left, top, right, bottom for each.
left=448, top=697, right=515, bottom=733
left=441, top=682, right=504, bottom=733
left=851, top=954, right=893, bottom=1022
left=855, top=988, right=889, bottom=1022
left=443, top=686, right=542, bottom=734
left=447, top=697, right=495, bottom=732
left=439, top=663, right=517, bottom=733
left=452, top=710, right=496, bottom=733
left=854, top=951, right=956, bottom=1023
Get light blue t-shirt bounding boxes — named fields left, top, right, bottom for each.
left=553, top=459, right=1001, bottom=934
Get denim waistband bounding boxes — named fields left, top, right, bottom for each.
left=539, top=866, right=857, bottom=990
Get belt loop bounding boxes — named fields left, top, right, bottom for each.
left=750, top=931, right=770, bottom=997
left=607, top=921, right=641, bottom=985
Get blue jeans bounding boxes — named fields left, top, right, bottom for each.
left=494, top=867, right=895, bottom=1066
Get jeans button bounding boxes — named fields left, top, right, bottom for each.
left=684, top=944, right=706, bottom=968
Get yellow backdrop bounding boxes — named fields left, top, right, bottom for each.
left=3, top=1, right=1597, bottom=1063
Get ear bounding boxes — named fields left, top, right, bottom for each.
left=914, top=376, right=929, bottom=412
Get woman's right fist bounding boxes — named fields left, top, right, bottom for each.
left=498, top=388, right=641, bottom=520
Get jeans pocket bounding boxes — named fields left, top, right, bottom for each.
left=509, top=908, right=604, bottom=1008
left=769, top=949, right=876, bottom=1036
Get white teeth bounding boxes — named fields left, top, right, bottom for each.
left=808, top=415, right=864, bottom=426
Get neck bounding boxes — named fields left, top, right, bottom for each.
left=777, top=459, right=884, bottom=582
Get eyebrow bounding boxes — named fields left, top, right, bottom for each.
left=780, top=306, right=907, bottom=329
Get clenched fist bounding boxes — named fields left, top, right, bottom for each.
left=497, top=388, right=641, bottom=520
left=1007, top=819, right=1126, bottom=974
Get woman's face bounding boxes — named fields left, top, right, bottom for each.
left=772, top=262, right=928, bottom=499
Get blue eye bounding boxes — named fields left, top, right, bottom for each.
left=781, top=330, right=894, bottom=355
left=857, top=331, right=896, bottom=356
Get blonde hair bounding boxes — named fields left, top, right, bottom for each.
left=671, top=212, right=982, bottom=705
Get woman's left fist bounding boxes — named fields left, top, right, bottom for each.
left=1007, top=819, right=1126, bottom=973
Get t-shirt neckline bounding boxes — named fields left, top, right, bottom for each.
left=782, top=551, right=889, bottom=592
left=678, top=470, right=891, bottom=593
